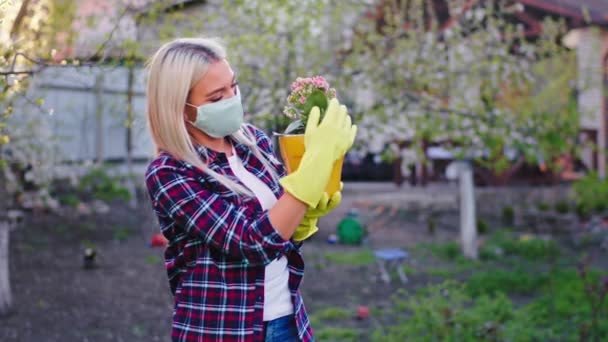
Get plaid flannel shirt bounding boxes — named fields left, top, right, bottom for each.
left=145, top=124, right=314, bottom=342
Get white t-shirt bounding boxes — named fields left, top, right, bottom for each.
left=226, top=150, right=294, bottom=321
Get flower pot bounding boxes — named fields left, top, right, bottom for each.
left=276, top=134, right=343, bottom=195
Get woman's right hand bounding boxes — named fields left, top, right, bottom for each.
left=304, top=98, right=357, bottom=162
left=279, top=98, right=357, bottom=207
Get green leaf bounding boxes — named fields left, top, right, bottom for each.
left=299, top=89, right=328, bottom=117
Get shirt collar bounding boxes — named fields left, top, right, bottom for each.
left=193, top=136, right=249, bottom=164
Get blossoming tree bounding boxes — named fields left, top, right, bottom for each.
left=337, top=0, right=580, bottom=258
left=343, top=1, right=575, bottom=162
left=0, top=0, right=80, bottom=315
left=0, top=0, right=141, bottom=315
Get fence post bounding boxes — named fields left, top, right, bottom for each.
left=94, top=73, right=105, bottom=166
left=126, top=66, right=137, bottom=209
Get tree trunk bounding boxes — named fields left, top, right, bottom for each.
left=9, top=0, right=32, bottom=39
left=476, top=157, right=525, bottom=186
left=0, top=222, right=11, bottom=316
left=393, top=157, right=404, bottom=187
left=460, top=161, right=478, bottom=259
left=494, top=157, right=525, bottom=186
left=420, top=139, right=429, bottom=187
left=0, top=169, right=12, bottom=316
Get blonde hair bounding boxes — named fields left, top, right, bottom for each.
left=145, top=37, right=279, bottom=196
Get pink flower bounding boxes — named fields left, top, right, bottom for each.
left=285, top=75, right=336, bottom=119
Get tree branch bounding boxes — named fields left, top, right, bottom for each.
left=91, top=6, right=133, bottom=62
left=0, top=70, right=35, bottom=76
left=1, top=3, right=137, bottom=81
left=9, top=0, right=32, bottom=39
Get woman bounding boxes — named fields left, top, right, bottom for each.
left=144, top=37, right=356, bottom=342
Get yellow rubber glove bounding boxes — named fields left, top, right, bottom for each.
left=293, top=218, right=319, bottom=242
left=292, top=190, right=343, bottom=242
left=280, top=98, right=357, bottom=207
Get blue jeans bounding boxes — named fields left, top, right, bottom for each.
left=263, top=314, right=300, bottom=342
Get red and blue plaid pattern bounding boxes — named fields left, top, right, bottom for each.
left=145, top=124, right=314, bottom=342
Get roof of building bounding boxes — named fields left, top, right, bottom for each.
left=519, top=0, right=608, bottom=26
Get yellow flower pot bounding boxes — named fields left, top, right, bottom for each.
left=276, top=134, right=343, bottom=195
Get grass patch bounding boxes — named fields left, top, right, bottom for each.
left=466, top=269, right=548, bottom=296
left=316, top=327, right=360, bottom=342
left=425, top=258, right=479, bottom=278
left=324, top=249, right=375, bottom=266
left=422, top=241, right=462, bottom=261
left=372, top=281, right=515, bottom=342
left=426, top=267, right=455, bottom=277
left=144, top=255, right=162, bottom=265
left=81, top=239, right=95, bottom=249
left=402, top=265, right=417, bottom=275
left=113, top=227, right=131, bottom=242
left=309, top=306, right=351, bottom=327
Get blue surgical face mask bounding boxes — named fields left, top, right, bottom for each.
left=186, top=89, right=244, bottom=138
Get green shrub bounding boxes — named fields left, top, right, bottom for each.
left=507, top=238, right=560, bottom=260
left=537, top=202, right=550, bottom=211
left=478, top=244, right=500, bottom=261
left=426, top=216, right=436, bottom=235
left=476, top=218, right=489, bottom=235
left=373, top=269, right=608, bottom=342
left=501, top=205, right=515, bottom=225
left=554, top=200, right=570, bottom=214
left=506, top=269, right=608, bottom=341
left=58, top=193, right=80, bottom=207
left=487, top=230, right=560, bottom=260
left=573, top=172, right=608, bottom=216
left=79, top=166, right=131, bottom=202
left=576, top=202, right=592, bottom=218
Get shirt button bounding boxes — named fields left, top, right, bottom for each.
left=257, top=295, right=262, bottom=301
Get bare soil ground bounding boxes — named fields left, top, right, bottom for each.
left=1, top=183, right=606, bottom=341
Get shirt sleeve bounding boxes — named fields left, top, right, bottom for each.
left=146, top=164, right=292, bottom=266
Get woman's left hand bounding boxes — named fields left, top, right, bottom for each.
left=292, top=185, right=343, bottom=242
